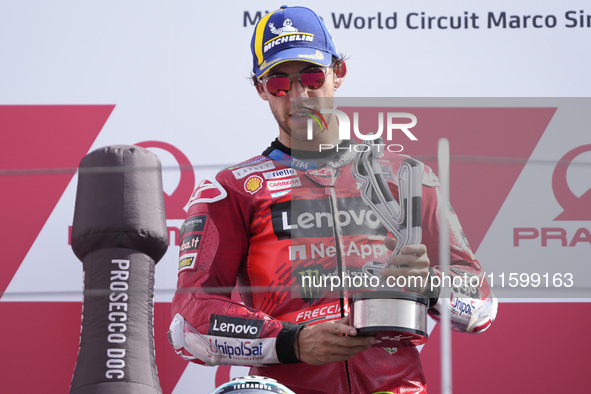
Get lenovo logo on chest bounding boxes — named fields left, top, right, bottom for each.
left=270, top=197, right=386, bottom=240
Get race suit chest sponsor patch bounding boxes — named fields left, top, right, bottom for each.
left=262, top=167, right=297, bottom=179
left=232, top=160, right=275, bottom=179
left=270, top=197, right=388, bottom=240
left=228, top=157, right=269, bottom=170
left=244, top=175, right=264, bottom=194
left=267, top=177, right=301, bottom=191
left=270, top=190, right=290, bottom=199
left=208, top=314, right=264, bottom=339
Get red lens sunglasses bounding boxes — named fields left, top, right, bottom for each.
left=260, top=68, right=327, bottom=97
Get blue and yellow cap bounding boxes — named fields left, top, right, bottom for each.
left=251, top=5, right=339, bottom=78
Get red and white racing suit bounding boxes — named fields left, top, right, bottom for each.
left=169, top=140, right=497, bottom=394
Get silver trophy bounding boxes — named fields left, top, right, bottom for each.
left=350, top=138, right=429, bottom=347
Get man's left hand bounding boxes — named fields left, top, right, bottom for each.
left=380, top=237, right=431, bottom=294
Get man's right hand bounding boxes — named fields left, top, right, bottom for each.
left=295, top=316, right=376, bottom=365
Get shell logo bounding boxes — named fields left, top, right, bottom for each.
left=244, top=175, right=263, bottom=194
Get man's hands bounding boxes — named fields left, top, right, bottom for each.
left=380, top=237, right=431, bottom=294
left=293, top=238, right=432, bottom=366
left=295, top=316, right=376, bottom=365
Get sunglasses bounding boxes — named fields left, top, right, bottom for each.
left=260, top=67, right=328, bottom=97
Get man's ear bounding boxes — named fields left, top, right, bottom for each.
left=334, top=61, right=347, bottom=78
left=255, top=80, right=268, bottom=101
left=333, top=61, right=347, bottom=89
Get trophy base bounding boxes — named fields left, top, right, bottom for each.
left=350, top=291, right=429, bottom=348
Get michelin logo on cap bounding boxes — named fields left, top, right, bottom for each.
left=263, top=18, right=315, bottom=54
left=269, top=18, right=298, bottom=34
left=250, top=5, right=339, bottom=77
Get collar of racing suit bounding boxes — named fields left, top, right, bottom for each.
left=262, top=138, right=359, bottom=170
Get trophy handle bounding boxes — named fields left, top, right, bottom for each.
left=353, top=140, right=423, bottom=262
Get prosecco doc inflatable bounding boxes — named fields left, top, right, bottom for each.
left=69, top=145, right=168, bottom=394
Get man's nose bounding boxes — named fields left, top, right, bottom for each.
left=289, top=78, right=309, bottom=98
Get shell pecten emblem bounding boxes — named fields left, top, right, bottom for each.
left=244, top=175, right=264, bottom=194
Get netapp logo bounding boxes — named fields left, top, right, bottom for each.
left=208, top=315, right=264, bottom=339
left=270, top=197, right=387, bottom=240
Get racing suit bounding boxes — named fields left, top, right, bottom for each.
left=169, top=139, right=497, bottom=394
